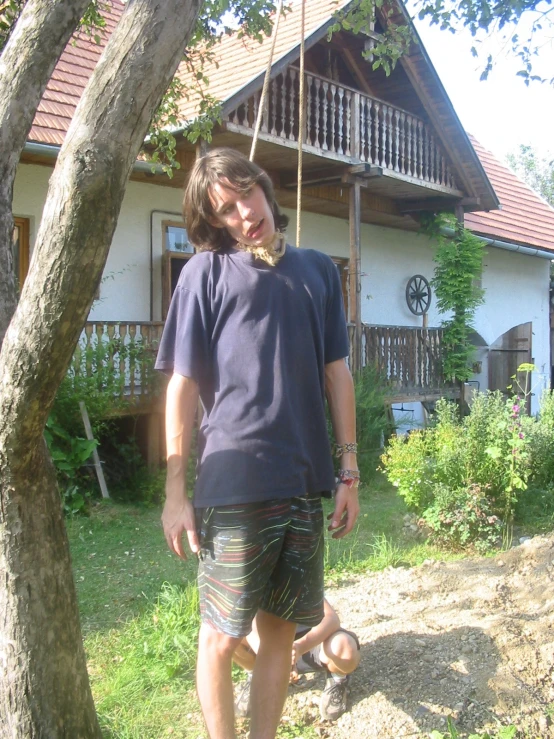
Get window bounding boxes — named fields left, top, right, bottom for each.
left=331, top=256, right=349, bottom=318
left=12, top=217, right=30, bottom=291
left=162, top=220, right=195, bottom=318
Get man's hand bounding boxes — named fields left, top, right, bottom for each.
left=161, top=495, right=200, bottom=560
left=328, top=483, right=360, bottom=539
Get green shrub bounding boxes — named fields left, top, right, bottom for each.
left=380, top=389, right=536, bottom=549
left=422, top=483, right=502, bottom=552
left=353, top=364, right=394, bottom=480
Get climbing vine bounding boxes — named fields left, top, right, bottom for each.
left=422, top=213, right=485, bottom=383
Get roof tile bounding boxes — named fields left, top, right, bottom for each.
left=465, top=136, right=554, bottom=253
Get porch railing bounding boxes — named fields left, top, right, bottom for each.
left=350, top=324, right=453, bottom=396
left=79, top=321, right=164, bottom=407
left=79, top=321, right=453, bottom=410
left=226, top=66, right=457, bottom=191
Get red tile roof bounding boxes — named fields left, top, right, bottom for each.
left=28, top=0, right=124, bottom=146
left=177, top=0, right=351, bottom=121
left=465, top=136, right=554, bottom=253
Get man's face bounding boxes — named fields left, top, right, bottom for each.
left=209, top=179, right=276, bottom=247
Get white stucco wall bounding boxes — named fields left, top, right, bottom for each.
left=13, top=164, right=551, bottom=413
left=12, top=163, right=184, bottom=322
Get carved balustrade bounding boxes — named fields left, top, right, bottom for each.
left=226, top=66, right=457, bottom=191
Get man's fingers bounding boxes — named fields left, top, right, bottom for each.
left=187, top=527, right=200, bottom=554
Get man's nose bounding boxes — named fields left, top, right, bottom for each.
left=237, top=199, right=255, bottom=219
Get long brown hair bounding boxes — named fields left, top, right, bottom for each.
left=183, top=148, right=288, bottom=252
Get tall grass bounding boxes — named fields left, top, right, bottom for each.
left=87, top=582, right=201, bottom=738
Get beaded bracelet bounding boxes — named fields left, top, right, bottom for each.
left=337, top=468, right=360, bottom=488
left=335, top=442, right=358, bottom=457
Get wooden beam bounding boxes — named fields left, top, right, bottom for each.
left=349, top=181, right=362, bottom=374
left=341, top=47, right=373, bottom=96
left=398, top=197, right=459, bottom=214
left=279, top=165, right=345, bottom=189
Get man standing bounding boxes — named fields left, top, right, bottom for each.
left=156, top=148, right=359, bottom=739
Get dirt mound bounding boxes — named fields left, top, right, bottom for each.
left=283, top=534, right=554, bottom=738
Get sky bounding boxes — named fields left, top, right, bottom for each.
left=411, top=10, right=554, bottom=164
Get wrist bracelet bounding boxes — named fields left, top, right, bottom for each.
left=335, top=442, right=358, bottom=457
left=337, top=468, right=360, bottom=488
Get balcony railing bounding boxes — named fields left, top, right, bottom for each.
left=79, top=321, right=164, bottom=408
left=349, top=324, right=455, bottom=397
left=226, top=66, right=457, bottom=191
left=80, top=321, right=454, bottom=410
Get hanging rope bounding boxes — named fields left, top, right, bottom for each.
left=249, top=0, right=306, bottom=250
left=250, top=0, right=284, bottom=162
left=295, top=0, right=306, bottom=249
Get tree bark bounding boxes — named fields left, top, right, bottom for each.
left=0, top=0, right=93, bottom=346
left=0, top=0, right=202, bottom=736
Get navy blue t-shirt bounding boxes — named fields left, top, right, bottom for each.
left=155, top=244, right=349, bottom=507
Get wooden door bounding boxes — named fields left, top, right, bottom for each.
left=488, top=322, right=532, bottom=407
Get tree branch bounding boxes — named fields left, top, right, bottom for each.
left=0, top=0, right=92, bottom=345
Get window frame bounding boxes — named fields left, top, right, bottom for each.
left=13, top=216, right=30, bottom=289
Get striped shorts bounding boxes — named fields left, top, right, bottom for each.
left=195, top=494, right=324, bottom=638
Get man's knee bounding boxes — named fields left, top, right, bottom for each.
left=323, top=631, right=360, bottom=669
left=256, top=611, right=297, bottom=649
left=198, top=621, right=243, bottom=660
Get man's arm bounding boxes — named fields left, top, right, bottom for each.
left=161, top=372, right=200, bottom=559
left=325, top=358, right=360, bottom=539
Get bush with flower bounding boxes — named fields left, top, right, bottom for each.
left=380, top=369, right=553, bottom=549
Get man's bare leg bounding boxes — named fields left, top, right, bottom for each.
left=197, top=622, right=242, bottom=739
left=249, top=610, right=297, bottom=739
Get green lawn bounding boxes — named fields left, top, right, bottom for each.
left=66, top=475, right=463, bottom=738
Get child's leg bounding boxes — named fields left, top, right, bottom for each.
left=320, top=630, right=360, bottom=675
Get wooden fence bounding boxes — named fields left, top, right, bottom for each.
left=350, top=324, right=455, bottom=398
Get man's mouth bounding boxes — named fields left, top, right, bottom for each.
left=247, top=219, right=264, bottom=238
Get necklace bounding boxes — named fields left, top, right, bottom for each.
left=236, top=232, right=286, bottom=266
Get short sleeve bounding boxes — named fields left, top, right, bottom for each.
left=323, top=258, right=349, bottom=364
left=154, top=285, right=211, bottom=382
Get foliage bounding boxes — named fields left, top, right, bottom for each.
left=47, top=333, right=160, bottom=511
left=422, top=483, right=503, bottom=552
left=507, top=144, right=554, bottom=206
left=413, top=0, right=554, bottom=85
left=53, top=333, right=158, bottom=438
left=381, top=382, right=538, bottom=549
left=0, top=0, right=107, bottom=51
left=422, top=214, right=485, bottom=382
left=328, top=0, right=415, bottom=76
left=354, top=363, right=394, bottom=479
left=44, top=417, right=98, bottom=514
left=430, top=717, right=519, bottom=738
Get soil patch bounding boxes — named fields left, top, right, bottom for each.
left=281, top=534, right=554, bottom=738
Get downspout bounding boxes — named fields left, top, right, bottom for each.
left=440, top=225, right=554, bottom=260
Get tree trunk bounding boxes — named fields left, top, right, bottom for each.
left=0, top=0, right=202, bottom=735
left=0, top=0, right=93, bottom=346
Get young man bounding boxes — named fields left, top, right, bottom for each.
left=155, top=148, right=359, bottom=739
left=233, top=599, right=361, bottom=722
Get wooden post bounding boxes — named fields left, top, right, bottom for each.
left=349, top=180, right=362, bottom=374
left=79, top=401, right=110, bottom=499
left=350, top=91, right=360, bottom=161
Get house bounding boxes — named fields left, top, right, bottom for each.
left=11, top=0, right=554, bottom=462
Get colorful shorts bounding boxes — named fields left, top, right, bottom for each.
left=195, top=494, right=324, bottom=637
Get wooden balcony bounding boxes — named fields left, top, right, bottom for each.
left=225, top=66, right=461, bottom=197
left=79, top=321, right=165, bottom=412
left=350, top=324, right=459, bottom=402
left=80, top=321, right=457, bottom=413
